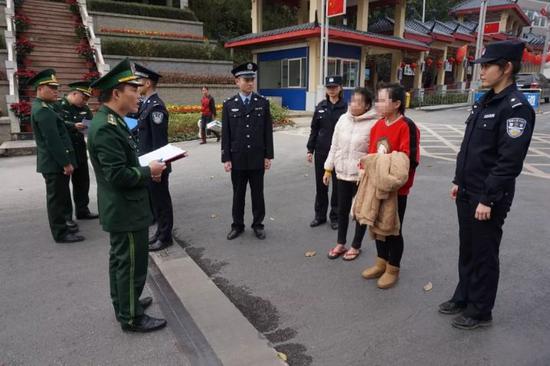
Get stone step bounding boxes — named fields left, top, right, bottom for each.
left=0, top=139, right=36, bottom=157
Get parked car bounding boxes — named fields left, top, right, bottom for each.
left=516, top=73, right=550, bottom=103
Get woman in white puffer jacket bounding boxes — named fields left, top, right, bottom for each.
left=323, top=87, right=378, bottom=261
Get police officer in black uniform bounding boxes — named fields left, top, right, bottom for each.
left=222, top=62, right=274, bottom=240
left=307, top=75, right=346, bottom=230
left=439, top=41, right=535, bottom=330
left=134, top=63, right=174, bottom=251
left=57, top=81, right=99, bottom=223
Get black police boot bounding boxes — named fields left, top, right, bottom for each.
left=330, top=221, right=338, bottom=230
left=227, top=228, right=244, bottom=240
left=253, top=227, right=266, bottom=240
left=66, top=219, right=78, bottom=229
left=451, top=314, right=492, bottom=330
left=68, top=225, right=79, bottom=234
left=310, top=218, right=326, bottom=227
left=121, top=314, right=167, bottom=333
left=139, top=296, right=153, bottom=310
left=56, top=233, right=85, bottom=243
left=438, top=300, right=466, bottom=315
left=149, top=239, right=173, bottom=252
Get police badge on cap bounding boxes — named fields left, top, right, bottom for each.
left=325, top=75, right=343, bottom=87
left=231, top=62, right=258, bottom=78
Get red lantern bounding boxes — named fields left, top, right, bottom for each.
left=456, top=45, right=468, bottom=63
left=426, top=58, right=433, bottom=67
left=545, top=54, right=550, bottom=63
left=523, top=49, right=530, bottom=62
left=534, top=54, right=542, bottom=65
left=528, top=52, right=535, bottom=64
left=448, top=57, right=455, bottom=65
left=411, top=62, right=417, bottom=70
left=400, top=62, right=406, bottom=68
left=467, top=55, right=474, bottom=62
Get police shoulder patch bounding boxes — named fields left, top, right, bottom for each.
left=506, top=117, right=527, bottom=138
left=152, top=111, right=164, bottom=124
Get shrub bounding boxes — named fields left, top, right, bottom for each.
left=409, top=92, right=469, bottom=108
left=101, top=37, right=230, bottom=61
left=162, top=73, right=234, bottom=85
left=88, top=0, right=197, bottom=21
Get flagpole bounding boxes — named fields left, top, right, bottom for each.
left=324, top=0, right=329, bottom=83
left=319, top=0, right=325, bottom=88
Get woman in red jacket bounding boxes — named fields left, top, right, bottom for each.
left=361, top=83, right=420, bottom=289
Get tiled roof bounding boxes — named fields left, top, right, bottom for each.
left=369, top=16, right=427, bottom=36
left=226, top=22, right=429, bottom=50
left=444, top=20, right=477, bottom=35
left=451, top=0, right=515, bottom=13
left=522, top=32, right=545, bottom=48
left=423, top=20, right=455, bottom=36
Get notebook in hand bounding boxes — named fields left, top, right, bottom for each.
left=138, top=144, right=187, bottom=167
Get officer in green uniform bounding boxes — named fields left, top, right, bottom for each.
left=87, top=59, right=167, bottom=332
left=29, top=69, right=85, bottom=243
left=57, top=81, right=99, bottom=223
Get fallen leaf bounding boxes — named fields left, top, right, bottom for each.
left=423, top=282, right=433, bottom=292
left=305, top=251, right=316, bottom=257
left=210, top=214, right=217, bottom=219
left=277, top=352, right=288, bottom=361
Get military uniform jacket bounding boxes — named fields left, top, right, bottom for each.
left=31, top=98, right=76, bottom=174
left=56, top=96, right=93, bottom=163
left=87, top=105, right=153, bottom=232
left=454, top=84, right=535, bottom=207
left=221, top=93, right=274, bottom=170
left=137, top=92, right=169, bottom=155
left=307, top=98, right=347, bottom=154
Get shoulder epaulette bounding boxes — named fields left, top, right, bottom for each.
left=107, top=114, right=117, bottom=126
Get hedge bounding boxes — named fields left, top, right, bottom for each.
left=88, top=0, right=197, bottom=21
left=168, top=102, right=293, bottom=142
left=409, top=92, right=469, bottom=108
left=101, top=37, right=230, bottom=61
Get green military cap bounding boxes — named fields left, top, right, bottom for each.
left=90, top=58, right=142, bottom=91
left=27, top=69, right=59, bottom=89
left=68, top=80, right=93, bottom=97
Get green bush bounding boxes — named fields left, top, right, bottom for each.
left=168, top=102, right=293, bottom=142
left=88, top=0, right=197, bottom=21
left=101, top=37, right=230, bottom=61
left=409, top=92, right=468, bottom=108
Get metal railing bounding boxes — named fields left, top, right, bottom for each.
left=409, top=89, right=469, bottom=109
left=4, top=0, right=20, bottom=134
left=77, top=0, right=109, bottom=75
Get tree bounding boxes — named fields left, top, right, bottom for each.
left=406, top=0, right=464, bottom=21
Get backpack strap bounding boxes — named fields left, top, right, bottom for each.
left=403, top=116, right=419, bottom=169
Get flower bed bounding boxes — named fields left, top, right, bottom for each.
left=161, top=73, right=234, bottom=85
left=101, top=37, right=230, bottom=61
left=99, top=27, right=207, bottom=41
left=88, top=0, right=197, bottom=21
left=167, top=104, right=222, bottom=114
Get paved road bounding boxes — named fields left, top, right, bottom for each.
left=1, top=105, right=549, bottom=366
left=170, top=106, right=550, bottom=366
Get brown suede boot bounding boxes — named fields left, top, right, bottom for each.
left=361, top=257, right=387, bottom=279
left=377, top=264, right=400, bottom=289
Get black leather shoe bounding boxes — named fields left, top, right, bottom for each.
left=451, top=314, right=492, bottom=330
left=66, top=220, right=78, bottom=229
left=149, top=239, right=173, bottom=252
left=56, top=233, right=85, bottom=243
left=227, top=228, right=244, bottom=240
left=253, top=227, right=266, bottom=240
left=310, top=218, right=326, bottom=227
left=68, top=225, right=79, bottom=234
left=139, top=296, right=153, bottom=310
left=121, top=314, right=167, bottom=333
left=330, top=221, right=338, bottom=230
left=76, top=211, right=99, bottom=220
left=439, top=300, right=466, bottom=315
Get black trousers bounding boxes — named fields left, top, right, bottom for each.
left=313, top=151, right=338, bottom=222
left=451, top=195, right=508, bottom=320
left=149, top=170, right=174, bottom=242
left=231, top=169, right=265, bottom=230
left=201, top=115, right=220, bottom=140
left=336, top=179, right=366, bottom=249
left=376, top=195, right=408, bottom=267
left=43, top=172, right=71, bottom=241
left=65, top=154, right=91, bottom=219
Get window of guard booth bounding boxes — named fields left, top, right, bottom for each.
left=259, top=59, right=282, bottom=89
left=343, top=60, right=359, bottom=88
left=281, top=58, right=306, bottom=88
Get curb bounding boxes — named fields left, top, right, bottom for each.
left=150, top=245, right=287, bottom=366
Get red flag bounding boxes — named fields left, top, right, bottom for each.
left=327, top=0, right=346, bottom=17
left=456, top=45, right=468, bottom=63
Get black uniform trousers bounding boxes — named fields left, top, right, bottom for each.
left=231, top=169, right=265, bottom=230
left=66, top=142, right=91, bottom=219
left=43, top=172, right=71, bottom=241
left=336, top=179, right=367, bottom=249
left=149, top=170, right=173, bottom=242
left=376, top=195, right=407, bottom=267
left=451, top=193, right=508, bottom=320
left=314, top=151, right=338, bottom=222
